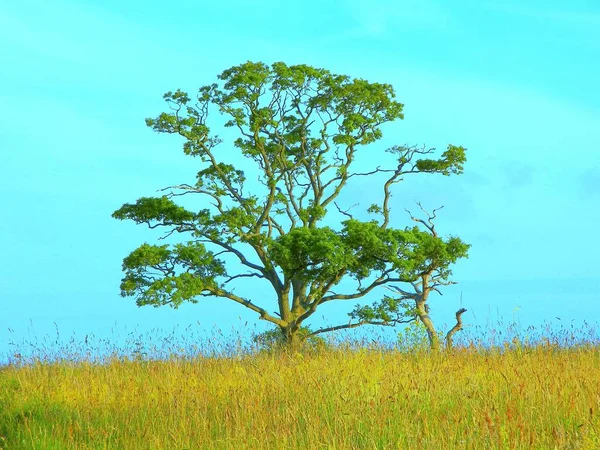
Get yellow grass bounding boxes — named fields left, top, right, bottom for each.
left=1, top=342, right=599, bottom=449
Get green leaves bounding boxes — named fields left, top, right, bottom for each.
left=400, top=228, right=470, bottom=278
left=197, top=163, right=246, bottom=187
left=367, top=204, right=382, bottom=215
left=120, top=242, right=225, bottom=308
left=112, top=196, right=196, bottom=226
left=267, top=219, right=470, bottom=285
left=269, top=227, right=351, bottom=281
left=341, top=220, right=398, bottom=278
left=349, top=296, right=415, bottom=325
left=332, top=78, right=404, bottom=136
left=341, top=219, right=470, bottom=281
left=218, top=61, right=271, bottom=101
left=415, top=145, right=467, bottom=176
left=122, top=243, right=171, bottom=269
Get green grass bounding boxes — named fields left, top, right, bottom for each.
left=1, top=331, right=600, bottom=449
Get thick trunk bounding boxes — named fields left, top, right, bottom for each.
left=416, top=300, right=440, bottom=351
left=282, top=325, right=304, bottom=351
left=281, top=283, right=309, bottom=352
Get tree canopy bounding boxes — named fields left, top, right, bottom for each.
left=113, top=61, right=470, bottom=349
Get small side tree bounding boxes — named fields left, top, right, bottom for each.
left=364, top=203, right=469, bottom=351
left=113, top=61, right=470, bottom=350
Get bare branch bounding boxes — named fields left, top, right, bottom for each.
left=157, top=224, right=197, bottom=241
left=405, top=202, right=444, bottom=237
left=223, top=272, right=266, bottom=285
left=385, top=284, right=418, bottom=299
left=320, top=271, right=415, bottom=303
left=346, top=166, right=395, bottom=179
left=210, top=287, right=287, bottom=327
left=206, top=239, right=267, bottom=274
left=334, top=201, right=358, bottom=220
left=308, top=316, right=417, bottom=337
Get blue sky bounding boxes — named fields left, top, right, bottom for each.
left=1, top=0, right=599, bottom=359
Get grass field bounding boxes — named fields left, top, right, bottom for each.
left=1, top=328, right=599, bottom=449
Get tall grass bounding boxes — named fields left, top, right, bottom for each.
left=1, top=323, right=599, bottom=449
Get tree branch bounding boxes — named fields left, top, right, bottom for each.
left=334, top=201, right=358, bottom=219
left=308, top=316, right=417, bottom=337
left=320, top=272, right=413, bottom=303
left=211, top=287, right=287, bottom=327
left=223, top=272, right=266, bottom=285
left=405, top=202, right=443, bottom=237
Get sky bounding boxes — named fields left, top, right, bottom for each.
left=1, top=0, right=599, bottom=360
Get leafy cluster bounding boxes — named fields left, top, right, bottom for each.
left=119, top=242, right=225, bottom=308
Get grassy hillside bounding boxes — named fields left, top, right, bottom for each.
left=1, top=341, right=599, bottom=449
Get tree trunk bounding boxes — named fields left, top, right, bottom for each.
left=415, top=301, right=440, bottom=351
left=282, top=325, right=304, bottom=352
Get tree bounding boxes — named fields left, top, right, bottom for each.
left=113, top=61, right=470, bottom=350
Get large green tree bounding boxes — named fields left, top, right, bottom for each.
left=113, top=61, right=470, bottom=350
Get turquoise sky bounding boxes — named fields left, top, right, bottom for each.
left=1, top=0, right=599, bottom=358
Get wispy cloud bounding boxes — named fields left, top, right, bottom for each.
left=501, top=161, right=535, bottom=189
left=0, top=0, right=171, bottom=68
left=345, top=0, right=452, bottom=36
left=485, top=2, right=600, bottom=28
left=577, top=166, right=600, bottom=199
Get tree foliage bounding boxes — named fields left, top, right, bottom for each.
left=113, top=61, right=470, bottom=349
